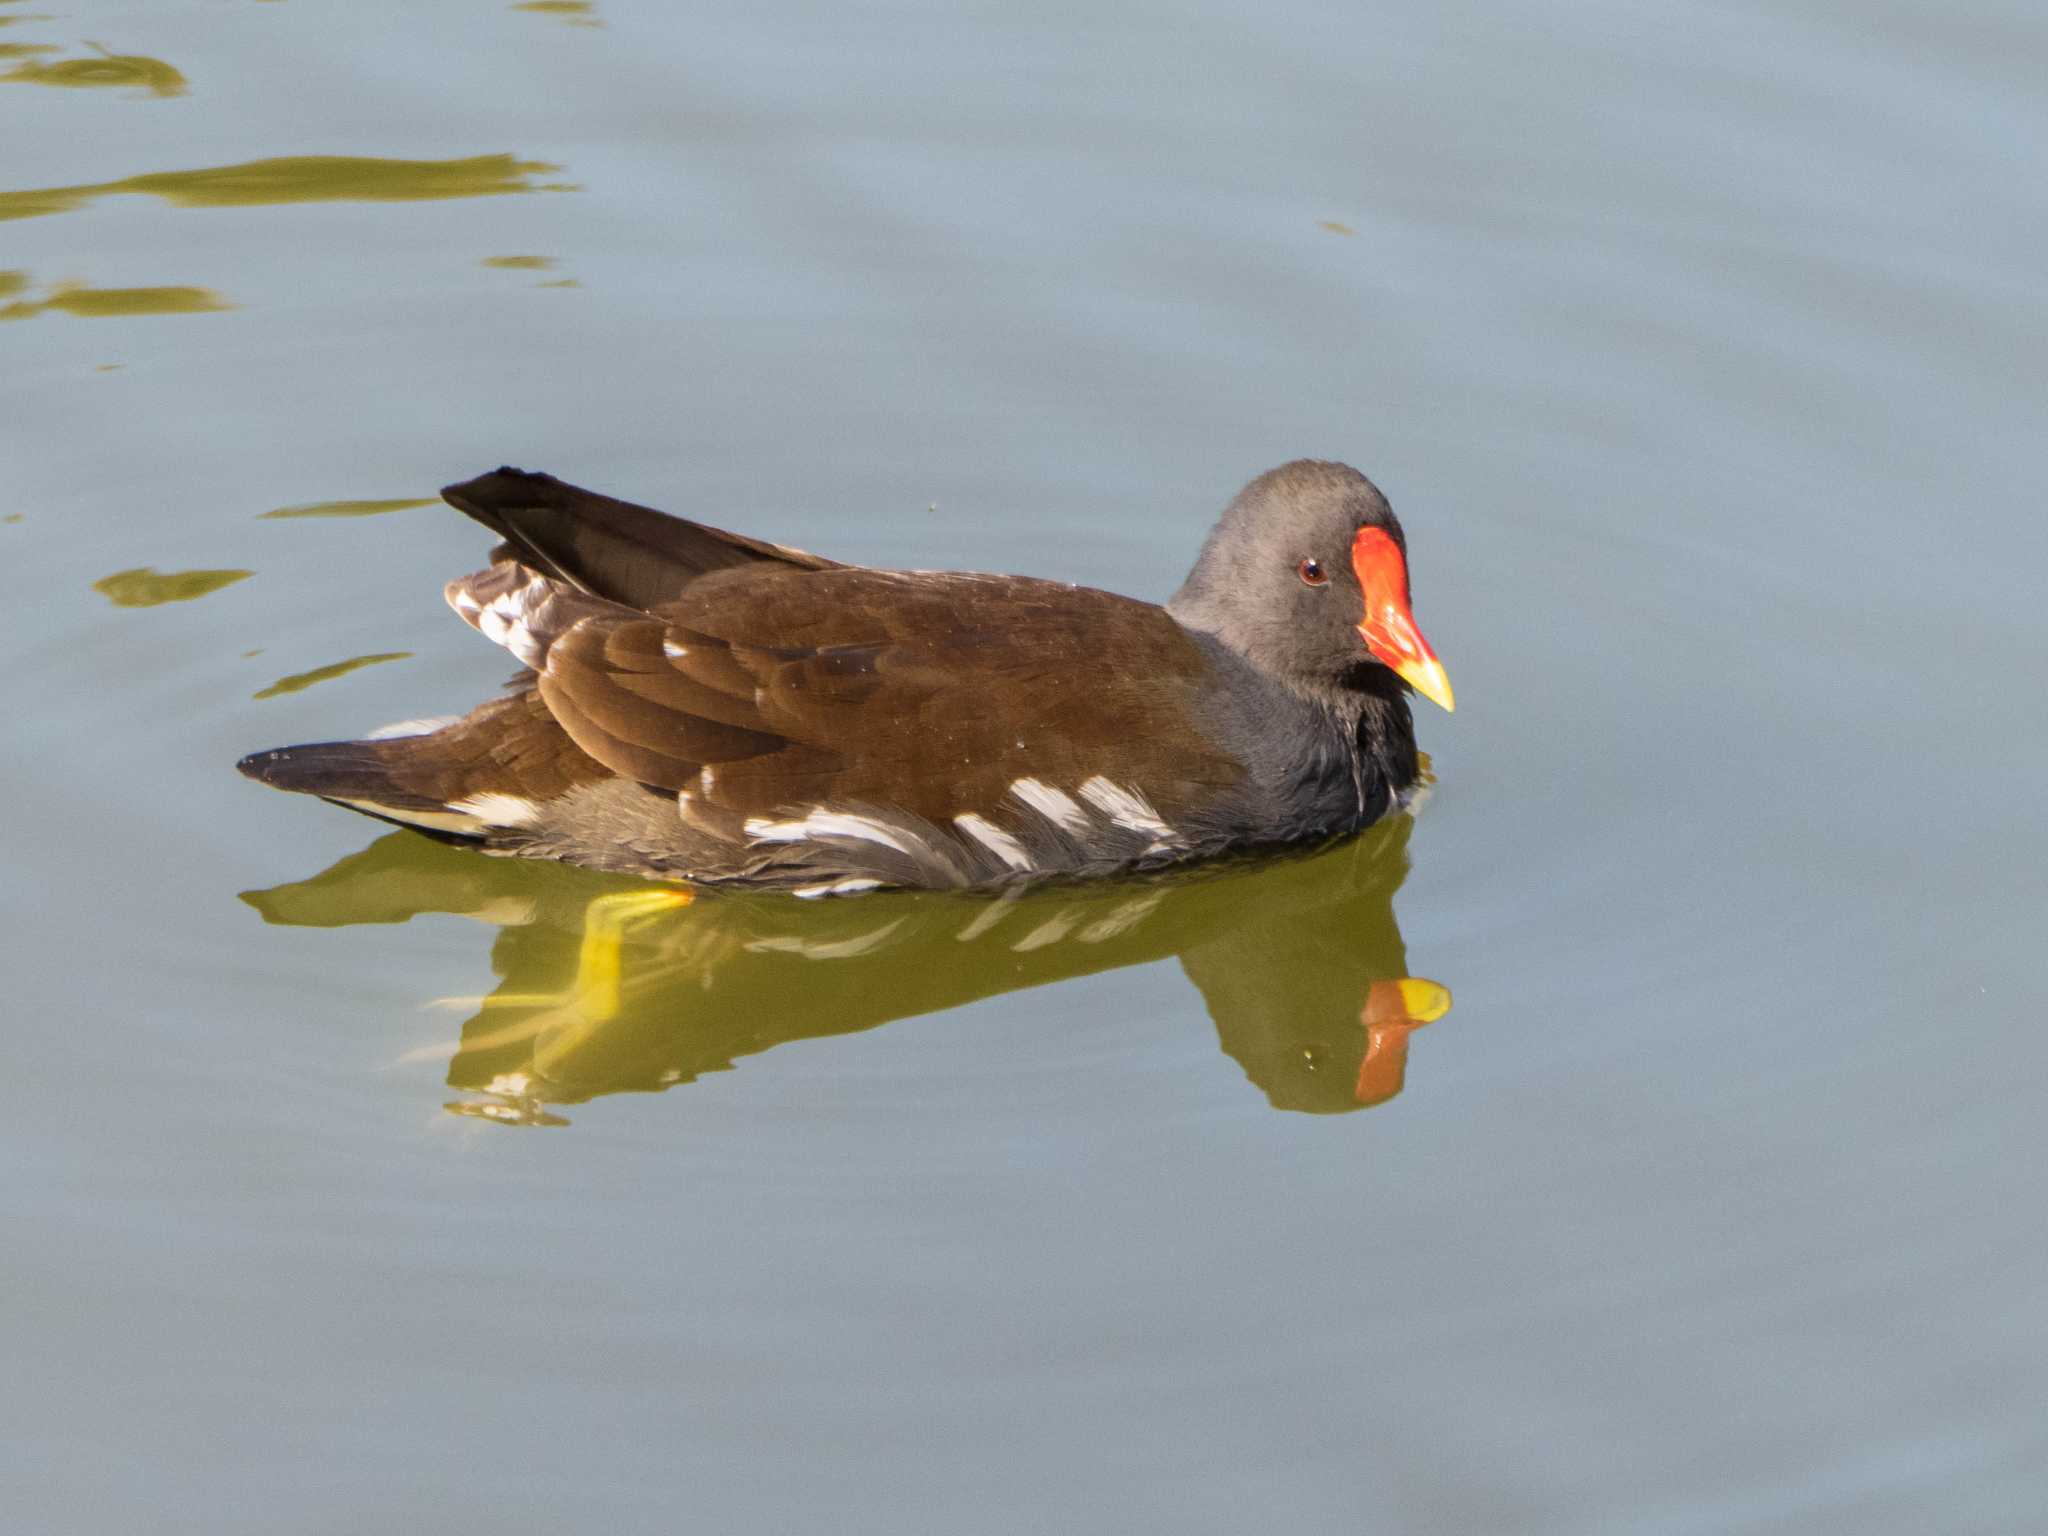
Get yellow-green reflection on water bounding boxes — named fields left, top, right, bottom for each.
left=253, top=651, right=411, bottom=700
left=514, top=2, right=602, bottom=27
left=2, top=278, right=230, bottom=320
left=94, top=566, right=251, bottom=606
left=483, top=255, right=575, bottom=288
left=0, top=152, right=568, bottom=225
left=259, top=497, right=435, bottom=520
left=243, top=817, right=1450, bottom=1123
left=2, top=47, right=187, bottom=96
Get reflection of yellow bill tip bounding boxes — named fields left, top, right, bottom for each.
left=1391, top=977, right=1452, bottom=1024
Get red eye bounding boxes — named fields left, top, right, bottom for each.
left=1298, top=558, right=1328, bottom=586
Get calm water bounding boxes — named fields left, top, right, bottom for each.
left=6, top=2, right=2045, bottom=1531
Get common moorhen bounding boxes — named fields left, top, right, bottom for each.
left=238, top=459, right=1453, bottom=893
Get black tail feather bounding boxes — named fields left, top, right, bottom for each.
left=439, top=466, right=838, bottom=613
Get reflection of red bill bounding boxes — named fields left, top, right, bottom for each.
left=1352, top=527, right=1454, bottom=712
left=1355, top=977, right=1453, bottom=1107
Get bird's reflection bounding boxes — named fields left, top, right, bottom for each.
left=241, top=816, right=1450, bottom=1123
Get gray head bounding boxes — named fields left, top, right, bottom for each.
left=1168, top=460, right=1454, bottom=710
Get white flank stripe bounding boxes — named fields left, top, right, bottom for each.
left=1009, top=777, right=1090, bottom=836
left=952, top=812, right=1031, bottom=871
left=744, top=809, right=915, bottom=856
left=1078, top=775, right=1176, bottom=841
left=663, top=640, right=690, bottom=659
left=447, top=792, right=540, bottom=827
left=335, top=797, right=483, bottom=835
left=790, top=876, right=884, bottom=899
left=364, top=715, right=458, bottom=741
left=801, top=811, right=916, bottom=855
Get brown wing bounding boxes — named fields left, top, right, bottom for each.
left=525, top=565, right=1246, bottom=828
left=383, top=684, right=612, bottom=808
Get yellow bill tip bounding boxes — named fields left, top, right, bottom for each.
left=1397, top=655, right=1456, bottom=713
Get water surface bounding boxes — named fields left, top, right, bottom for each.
left=5, top=1, right=2044, bottom=1532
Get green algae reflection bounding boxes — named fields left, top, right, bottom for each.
left=94, top=566, right=251, bottom=607
left=2, top=278, right=230, bottom=321
left=0, top=152, right=568, bottom=225
left=483, top=256, right=577, bottom=287
left=2, top=47, right=187, bottom=97
left=514, top=2, right=602, bottom=26
left=260, top=497, right=435, bottom=520
left=254, top=651, right=411, bottom=701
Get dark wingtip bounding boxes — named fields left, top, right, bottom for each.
left=237, top=747, right=290, bottom=785
left=440, top=465, right=550, bottom=509
left=236, top=741, right=401, bottom=800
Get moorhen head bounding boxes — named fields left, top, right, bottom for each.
left=1168, top=459, right=1453, bottom=712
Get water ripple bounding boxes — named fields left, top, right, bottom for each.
left=0, top=152, right=570, bottom=225
left=2, top=46, right=187, bottom=97
left=94, top=566, right=251, bottom=607
left=252, top=651, right=413, bottom=700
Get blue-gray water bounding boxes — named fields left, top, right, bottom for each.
left=5, top=2, right=2044, bottom=1531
